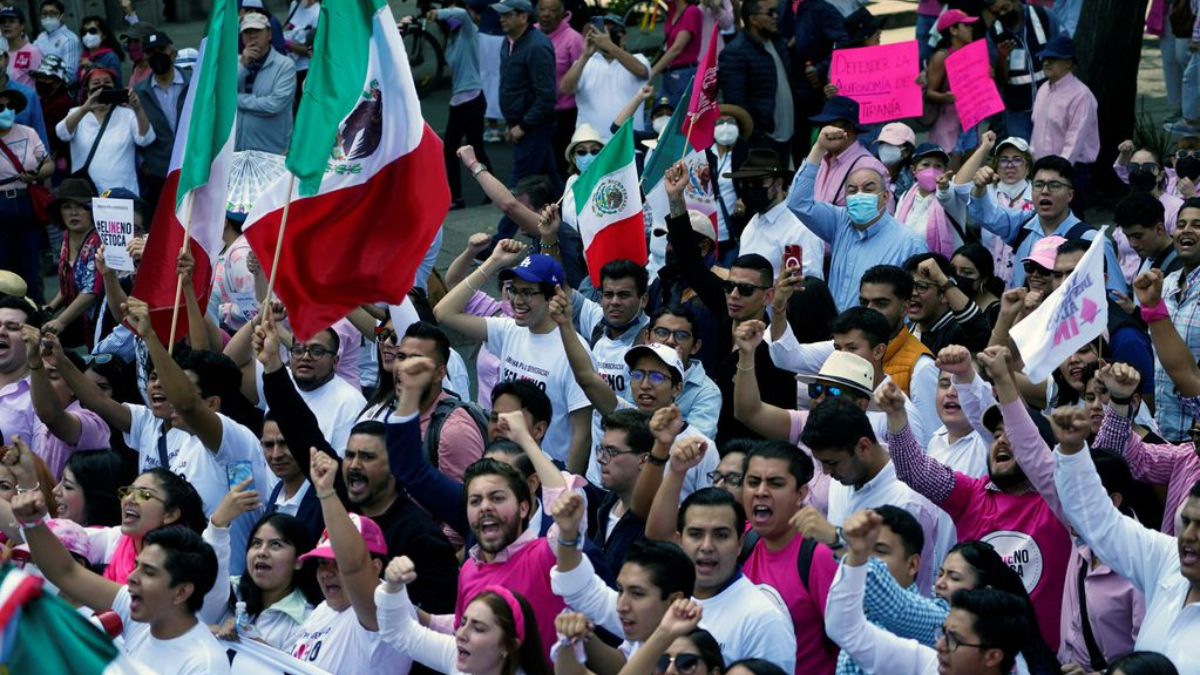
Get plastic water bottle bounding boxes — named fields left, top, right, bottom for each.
left=234, top=601, right=264, bottom=641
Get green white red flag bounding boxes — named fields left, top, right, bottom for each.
left=572, top=120, right=647, bottom=285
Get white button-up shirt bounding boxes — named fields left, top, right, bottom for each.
left=738, top=199, right=824, bottom=281
left=56, top=107, right=155, bottom=195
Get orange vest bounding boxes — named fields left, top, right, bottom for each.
left=883, top=330, right=934, bottom=394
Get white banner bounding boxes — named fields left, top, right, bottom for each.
left=1010, top=236, right=1108, bottom=383
left=226, top=638, right=335, bottom=675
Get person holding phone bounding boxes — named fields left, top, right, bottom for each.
left=55, top=66, right=154, bottom=195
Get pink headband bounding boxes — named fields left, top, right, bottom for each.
left=478, top=585, right=526, bottom=646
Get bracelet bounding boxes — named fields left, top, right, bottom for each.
left=646, top=454, right=668, bottom=466
left=28, top=363, right=43, bottom=370
left=1140, top=301, right=1170, bottom=324
left=465, top=274, right=481, bottom=292
left=316, top=490, right=338, bottom=501
left=17, top=513, right=49, bottom=530
left=735, top=363, right=755, bottom=372
left=556, top=534, right=582, bottom=548
left=1108, top=393, right=1134, bottom=406
left=16, top=482, right=40, bottom=494
left=540, top=239, right=559, bottom=250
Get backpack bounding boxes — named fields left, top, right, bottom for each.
left=1010, top=216, right=1096, bottom=255
left=423, top=395, right=491, bottom=465
left=738, top=532, right=835, bottom=654
left=1170, top=0, right=1196, bottom=39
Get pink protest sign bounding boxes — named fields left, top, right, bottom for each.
left=829, top=41, right=923, bottom=124
left=945, top=40, right=1005, bottom=131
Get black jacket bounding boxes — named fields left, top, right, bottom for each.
left=718, top=31, right=791, bottom=141
left=134, top=67, right=191, bottom=178
left=499, top=26, right=557, bottom=130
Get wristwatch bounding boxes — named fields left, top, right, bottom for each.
left=938, top=277, right=957, bottom=292
left=471, top=162, right=488, bottom=177
left=829, top=526, right=847, bottom=551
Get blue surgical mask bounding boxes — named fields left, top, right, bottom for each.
left=575, top=153, right=596, bottom=173
left=0, top=109, right=15, bottom=130
left=846, top=192, right=880, bottom=225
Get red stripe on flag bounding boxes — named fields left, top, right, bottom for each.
left=131, top=171, right=215, bottom=345
left=584, top=213, right=647, bottom=286
left=244, top=124, right=449, bottom=341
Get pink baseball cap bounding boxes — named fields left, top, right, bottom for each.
left=14, top=519, right=91, bottom=562
left=936, top=9, right=979, bottom=32
left=875, top=122, right=916, bottom=148
left=298, top=514, right=388, bottom=562
left=1022, top=236, right=1067, bottom=270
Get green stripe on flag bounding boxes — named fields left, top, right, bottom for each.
left=640, top=80, right=693, bottom=191
left=176, top=0, right=237, bottom=208
left=288, top=0, right=389, bottom=197
left=573, top=119, right=636, bottom=212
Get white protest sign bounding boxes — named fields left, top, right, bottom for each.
left=93, top=197, right=137, bottom=272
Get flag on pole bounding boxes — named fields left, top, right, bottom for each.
left=681, top=24, right=721, bottom=151
left=641, top=80, right=719, bottom=246
left=641, top=80, right=693, bottom=191
left=243, top=0, right=449, bottom=341
left=573, top=120, right=647, bottom=285
left=131, top=0, right=237, bottom=343
left=1010, top=236, right=1108, bottom=383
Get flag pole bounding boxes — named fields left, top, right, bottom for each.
left=262, top=172, right=297, bottom=315
left=166, top=198, right=196, bottom=356
left=680, top=112, right=696, bottom=164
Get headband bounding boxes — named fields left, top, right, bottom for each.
left=478, top=585, right=526, bottom=646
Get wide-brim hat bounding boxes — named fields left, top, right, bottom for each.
left=565, top=124, right=604, bottom=165
left=796, top=351, right=876, bottom=400
left=48, top=178, right=97, bottom=222
left=725, top=148, right=793, bottom=181
left=809, top=96, right=866, bottom=132
left=718, top=104, right=754, bottom=141
left=0, top=87, right=28, bottom=114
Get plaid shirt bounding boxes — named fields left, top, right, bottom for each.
left=1154, top=266, right=1200, bottom=441
left=836, top=558, right=947, bottom=675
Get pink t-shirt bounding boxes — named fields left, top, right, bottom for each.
left=33, top=401, right=112, bottom=479
left=7, top=43, right=43, bottom=88
left=743, top=534, right=840, bottom=675
left=665, top=5, right=703, bottom=68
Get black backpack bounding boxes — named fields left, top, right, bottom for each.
left=1010, top=216, right=1096, bottom=254
left=739, top=532, right=835, bottom=653
left=423, top=395, right=490, bottom=464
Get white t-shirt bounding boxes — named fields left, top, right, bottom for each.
left=737, top=200, right=825, bottom=281
left=486, top=318, right=594, bottom=463
left=290, top=600, right=412, bottom=675
left=576, top=52, right=651, bottom=141
left=696, top=575, right=796, bottom=673
left=255, top=362, right=368, bottom=454
left=283, top=0, right=321, bottom=70
left=112, top=586, right=231, bottom=675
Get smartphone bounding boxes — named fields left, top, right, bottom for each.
left=97, top=88, right=129, bottom=105
left=589, top=16, right=605, bottom=30
left=783, top=244, right=803, bottom=277
left=227, top=460, right=255, bottom=491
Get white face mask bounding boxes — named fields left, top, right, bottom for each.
left=714, top=124, right=739, bottom=147
left=40, top=17, right=61, bottom=32
left=997, top=180, right=1028, bottom=199
left=877, top=143, right=904, bottom=166
left=82, top=33, right=102, bottom=49
left=652, top=116, right=669, bottom=135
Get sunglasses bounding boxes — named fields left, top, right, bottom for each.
left=1176, top=149, right=1200, bottom=160
left=630, top=369, right=669, bottom=386
left=84, top=27, right=101, bottom=35
left=707, top=470, right=743, bottom=487
left=117, top=486, right=163, bottom=504
left=374, top=326, right=396, bottom=343
left=720, top=280, right=770, bottom=296
left=1127, top=162, right=1158, bottom=173
left=808, top=382, right=846, bottom=399
left=1022, top=262, right=1052, bottom=276
left=291, top=344, right=332, bottom=358
left=654, top=654, right=701, bottom=675
left=574, top=148, right=600, bottom=157
left=0, top=103, right=16, bottom=112
left=83, top=353, right=114, bottom=365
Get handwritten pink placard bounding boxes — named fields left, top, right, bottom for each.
left=829, top=41, right=923, bottom=125
left=945, top=40, right=1005, bottom=131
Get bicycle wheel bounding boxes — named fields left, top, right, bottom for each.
left=621, top=0, right=670, bottom=59
left=404, top=28, right=446, bottom=96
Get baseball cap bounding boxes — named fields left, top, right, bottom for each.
left=14, top=519, right=91, bottom=562
left=491, top=0, right=533, bottom=14
left=1021, top=235, right=1067, bottom=270
left=299, top=514, right=388, bottom=562
left=498, top=254, right=563, bottom=286
left=996, top=136, right=1030, bottom=154
left=624, top=343, right=685, bottom=382
left=241, top=13, right=270, bottom=32
left=912, top=142, right=950, bottom=165
left=936, top=9, right=979, bottom=32
left=796, top=351, right=876, bottom=399
left=121, top=21, right=157, bottom=42
left=875, top=122, right=916, bottom=148
left=0, top=6, right=26, bottom=23
left=1038, top=34, right=1075, bottom=61
left=652, top=209, right=717, bottom=243
left=240, top=0, right=267, bottom=8
left=143, top=31, right=173, bottom=49
left=175, top=47, right=200, bottom=69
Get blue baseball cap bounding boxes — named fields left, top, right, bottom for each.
left=912, top=142, right=950, bottom=165
left=499, top=254, right=563, bottom=286
left=0, top=6, right=26, bottom=23
left=491, top=0, right=533, bottom=14
left=1038, top=34, right=1075, bottom=61
left=809, top=96, right=865, bottom=132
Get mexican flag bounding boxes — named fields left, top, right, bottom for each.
left=572, top=120, right=646, bottom=285
left=641, top=80, right=718, bottom=246
left=243, top=0, right=449, bottom=341
left=0, top=566, right=154, bottom=674
left=131, top=0, right=236, bottom=343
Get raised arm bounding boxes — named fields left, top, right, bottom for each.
left=94, top=248, right=130, bottom=324
left=611, top=84, right=654, bottom=129
left=1134, top=269, right=1200, bottom=396
left=631, top=405, right=684, bottom=522
left=643, top=436, right=705, bottom=540
left=663, top=161, right=727, bottom=314
left=549, top=286, right=617, bottom=414
left=953, top=131, right=996, bottom=186
left=126, top=297, right=225, bottom=452
left=877, top=380, right=957, bottom=506
left=733, top=321, right=793, bottom=440
left=40, top=331, right=132, bottom=432
left=445, top=233, right=494, bottom=289
left=433, top=237, right=528, bottom=343
left=23, top=325, right=85, bottom=444
left=455, top=145, right=542, bottom=233
left=616, top=600, right=703, bottom=675
left=375, top=557, right=458, bottom=673
left=312, top=451, right=381, bottom=631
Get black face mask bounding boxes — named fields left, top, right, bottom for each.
left=1176, top=156, right=1200, bottom=182
left=740, top=185, right=774, bottom=214
left=1128, top=168, right=1158, bottom=193
left=951, top=274, right=977, bottom=295
left=148, top=52, right=173, bottom=75
left=999, top=10, right=1021, bottom=27
left=34, top=80, right=58, bottom=97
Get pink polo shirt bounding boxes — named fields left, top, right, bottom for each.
left=1058, top=544, right=1144, bottom=666
left=542, top=18, right=584, bottom=110
left=1030, top=73, right=1100, bottom=165
left=33, top=401, right=112, bottom=479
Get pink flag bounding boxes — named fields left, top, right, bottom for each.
left=945, top=40, right=1005, bottom=131
left=682, top=24, right=721, bottom=151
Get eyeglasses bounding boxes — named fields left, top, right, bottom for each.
left=1128, top=162, right=1159, bottom=173
left=809, top=382, right=852, bottom=399
left=1, top=320, right=22, bottom=332
left=261, top=439, right=288, bottom=450
left=630, top=369, right=669, bottom=386
left=1022, top=262, right=1052, bottom=277
left=574, top=148, right=601, bottom=157
left=721, top=280, right=770, bottom=296
left=935, top=625, right=989, bottom=652
left=652, top=326, right=692, bottom=343
left=374, top=326, right=396, bottom=343
left=507, top=287, right=545, bottom=301
left=595, top=444, right=641, bottom=464
left=707, top=470, right=743, bottom=487
left=117, top=486, right=164, bottom=504
left=911, top=281, right=936, bottom=295
left=654, top=654, right=702, bottom=675
left=1031, top=180, right=1072, bottom=193
left=996, top=156, right=1025, bottom=167
left=1176, top=149, right=1200, bottom=160
left=290, top=344, right=332, bottom=358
